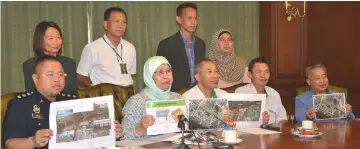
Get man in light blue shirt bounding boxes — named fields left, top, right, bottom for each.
left=295, top=64, right=355, bottom=124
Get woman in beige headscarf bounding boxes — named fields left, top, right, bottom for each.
left=209, top=29, right=251, bottom=88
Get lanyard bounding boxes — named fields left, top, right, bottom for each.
left=102, top=37, right=123, bottom=62
left=211, top=90, right=217, bottom=98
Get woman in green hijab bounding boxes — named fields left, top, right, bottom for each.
left=121, top=56, right=182, bottom=140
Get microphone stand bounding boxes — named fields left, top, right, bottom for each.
left=174, top=115, right=191, bottom=149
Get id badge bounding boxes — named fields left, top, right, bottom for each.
left=120, top=63, right=128, bottom=74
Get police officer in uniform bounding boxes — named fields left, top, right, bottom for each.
left=2, top=55, right=124, bottom=149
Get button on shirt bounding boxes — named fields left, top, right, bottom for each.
left=235, top=84, right=287, bottom=126
left=77, top=35, right=136, bottom=86
left=180, top=33, right=196, bottom=85
left=295, top=89, right=355, bottom=124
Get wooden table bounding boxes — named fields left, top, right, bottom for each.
left=141, top=121, right=360, bottom=149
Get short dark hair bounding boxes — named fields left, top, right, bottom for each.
left=195, top=58, right=216, bottom=73
left=248, top=57, right=270, bottom=72
left=176, top=2, right=197, bottom=17
left=306, top=64, right=327, bottom=78
left=104, top=7, right=127, bottom=21
left=34, top=55, right=62, bottom=74
left=33, top=21, right=62, bottom=57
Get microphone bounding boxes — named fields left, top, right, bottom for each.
left=177, top=115, right=187, bottom=130
left=178, top=115, right=188, bottom=122
left=175, top=115, right=191, bottom=149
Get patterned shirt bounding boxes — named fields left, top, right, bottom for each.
left=180, top=32, right=196, bottom=85
left=121, top=90, right=182, bottom=140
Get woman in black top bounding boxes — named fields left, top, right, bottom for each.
left=23, top=21, right=77, bottom=93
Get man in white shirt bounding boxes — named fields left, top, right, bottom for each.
left=235, top=57, right=287, bottom=126
left=182, top=59, right=231, bottom=121
left=77, top=7, right=136, bottom=88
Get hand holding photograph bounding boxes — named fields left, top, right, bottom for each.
left=225, top=93, right=266, bottom=128
left=49, top=95, right=115, bottom=149
left=313, top=93, right=346, bottom=120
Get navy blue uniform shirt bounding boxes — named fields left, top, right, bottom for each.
left=2, top=91, right=77, bottom=149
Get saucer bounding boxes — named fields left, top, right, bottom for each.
left=219, top=138, right=242, bottom=145
left=291, top=127, right=323, bottom=139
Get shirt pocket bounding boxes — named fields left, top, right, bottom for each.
left=95, top=53, right=119, bottom=70
left=26, top=117, right=40, bottom=137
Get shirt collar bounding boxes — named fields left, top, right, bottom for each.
left=309, top=88, right=333, bottom=95
left=195, top=85, right=217, bottom=98
left=33, top=91, right=54, bottom=103
left=180, top=31, right=196, bottom=44
left=103, top=34, right=124, bottom=49
left=248, top=83, right=268, bottom=97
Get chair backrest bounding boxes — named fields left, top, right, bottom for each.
left=176, top=83, right=248, bottom=95
left=295, top=85, right=348, bottom=99
left=77, top=83, right=134, bottom=122
left=1, top=92, right=18, bottom=149
left=221, top=83, right=248, bottom=93
left=176, top=87, right=192, bottom=95
left=1, top=92, right=18, bottom=124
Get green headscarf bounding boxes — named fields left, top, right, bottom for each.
left=143, top=56, right=172, bottom=100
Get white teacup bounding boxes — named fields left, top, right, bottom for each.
left=302, top=120, right=313, bottom=130
left=223, top=129, right=238, bottom=143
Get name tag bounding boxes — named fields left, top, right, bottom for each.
left=32, top=113, right=44, bottom=119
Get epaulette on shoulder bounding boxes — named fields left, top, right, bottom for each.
left=16, top=92, right=34, bottom=99
left=60, top=93, right=77, bottom=99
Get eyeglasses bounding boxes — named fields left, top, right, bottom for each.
left=218, top=38, right=233, bottom=42
left=154, top=69, right=172, bottom=76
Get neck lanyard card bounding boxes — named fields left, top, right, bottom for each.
left=120, top=63, right=128, bottom=74
left=102, top=37, right=128, bottom=74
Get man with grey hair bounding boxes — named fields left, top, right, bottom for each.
left=295, top=64, right=355, bottom=123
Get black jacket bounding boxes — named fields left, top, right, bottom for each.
left=157, top=31, right=205, bottom=92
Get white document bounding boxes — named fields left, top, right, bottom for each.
left=49, top=95, right=115, bottom=149
left=238, top=128, right=281, bottom=135
left=116, top=133, right=182, bottom=147
left=225, top=93, right=266, bottom=129
left=161, top=133, right=190, bottom=142
left=146, top=99, right=186, bottom=135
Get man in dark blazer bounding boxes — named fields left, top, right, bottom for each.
left=156, top=2, right=206, bottom=92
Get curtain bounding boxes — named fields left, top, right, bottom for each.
left=1, top=1, right=259, bottom=94
left=1, top=1, right=88, bottom=94
left=90, top=1, right=259, bottom=93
